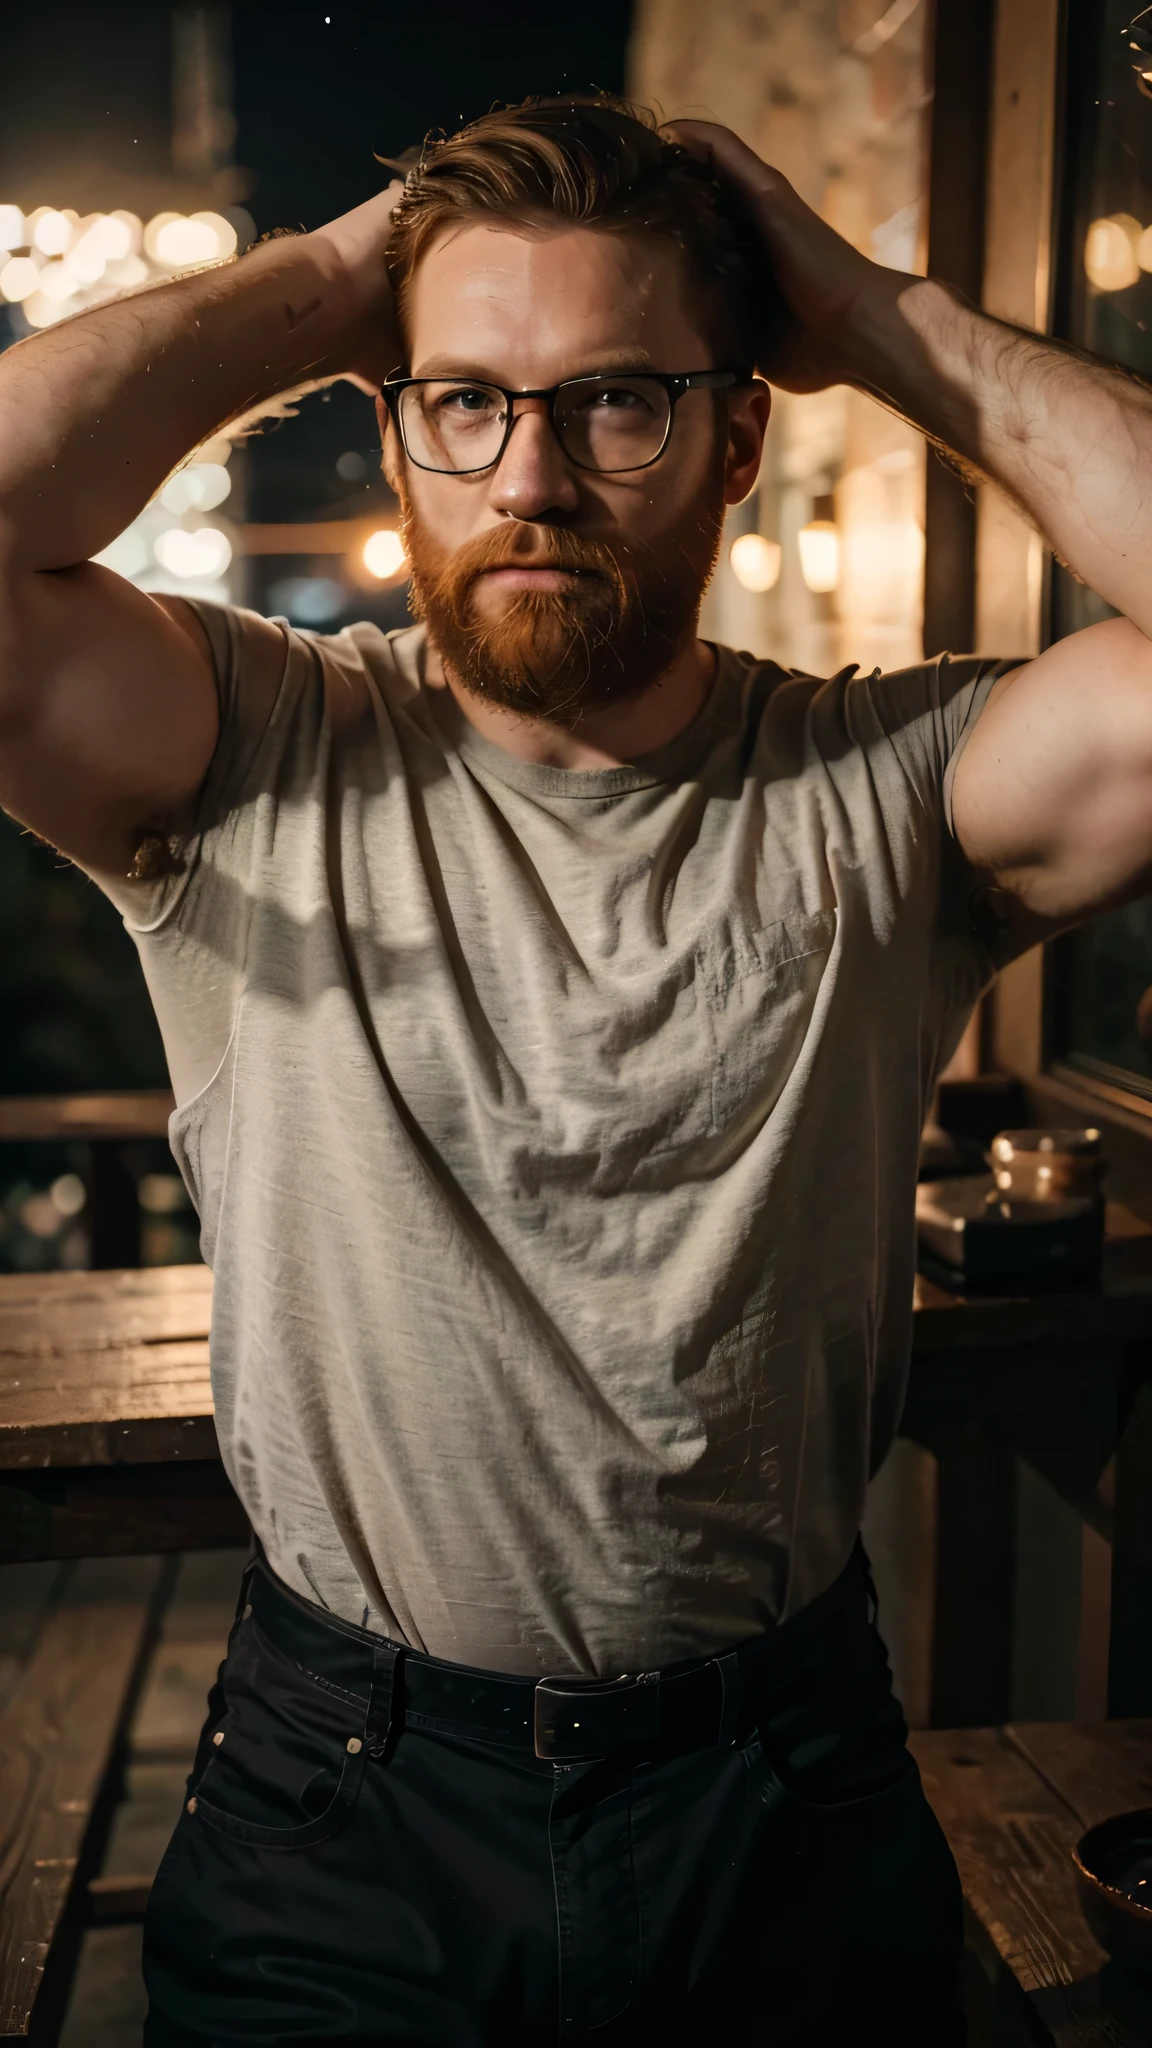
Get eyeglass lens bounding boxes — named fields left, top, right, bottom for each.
left=398, top=376, right=673, bottom=474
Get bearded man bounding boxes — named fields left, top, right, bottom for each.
left=2, top=92, right=1152, bottom=2046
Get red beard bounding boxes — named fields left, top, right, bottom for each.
left=402, top=506, right=720, bottom=719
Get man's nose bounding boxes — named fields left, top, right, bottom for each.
left=488, top=400, right=579, bottom=520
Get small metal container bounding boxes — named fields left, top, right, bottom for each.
left=989, top=1128, right=1105, bottom=1203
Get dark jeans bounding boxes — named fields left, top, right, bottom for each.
left=142, top=1550, right=964, bottom=2046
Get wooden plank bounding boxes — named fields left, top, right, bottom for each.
left=1006, top=1720, right=1152, bottom=1829
left=0, top=1269, right=209, bottom=1311
left=911, top=1726, right=1148, bottom=2046
left=0, top=1269, right=214, bottom=1472
left=0, top=1094, right=174, bottom=1144
left=0, top=1557, right=162, bottom=2038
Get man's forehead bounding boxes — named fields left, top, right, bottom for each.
left=404, top=221, right=706, bottom=378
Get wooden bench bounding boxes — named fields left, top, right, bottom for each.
left=912, top=1719, right=1152, bottom=2045
left=0, top=1555, right=167, bottom=2039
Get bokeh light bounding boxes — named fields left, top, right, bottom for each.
left=159, top=462, right=232, bottom=514
left=729, top=533, right=782, bottom=593
left=1084, top=216, right=1141, bottom=291
left=797, top=520, right=840, bottom=594
left=151, top=213, right=233, bottom=267
left=362, top=529, right=407, bottom=580
left=31, top=208, right=74, bottom=256
left=0, top=255, right=40, bottom=302
left=154, top=526, right=233, bottom=579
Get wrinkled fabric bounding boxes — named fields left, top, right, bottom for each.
left=99, top=607, right=1003, bottom=1676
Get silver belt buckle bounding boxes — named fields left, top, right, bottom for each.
left=533, top=1670, right=659, bottom=1761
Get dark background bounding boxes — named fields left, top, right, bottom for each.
left=0, top=0, right=634, bottom=1103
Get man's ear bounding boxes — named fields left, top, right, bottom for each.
left=375, top=393, right=403, bottom=494
left=724, top=379, right=772, bottom=506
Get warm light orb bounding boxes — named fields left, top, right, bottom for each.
left=107, top=254, right=149, bottom=289
left=31, top=209, right=74, bottom=256
left=0, top=255, right=40, bottom=303
left=797, top=520, right=840, bottom=594
left=1138, top=225, right=1152, bottom=274
left=89, top=213, right=136, bottom=261
left=143, top=212, right=180, bottom=261
left=65, top=232, right=108, bottom=286
left=362, top=529, right=407, bottom=580
left=154, top=216, right=221, bottom=267
left=191, top=210, right=238, bottom=259
left=0, top=206, right=24, bottom=251
left=154, top=526, right=233, bottom=579
left=729, top=532, right=782, bottom=593
left=159, top=463, right=232, bottom=514
left=38, top=260, right=75, bottom=304
left=1084, top=216, right=1140, bottom=291
left=21, top=291, right=72, bottom=329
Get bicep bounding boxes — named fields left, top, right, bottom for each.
left=0, top=561, right=224, bottom=877
left=950, top=616, right=1152, bottom=934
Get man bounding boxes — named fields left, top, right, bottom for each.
left=1, top=91, right=1151, bottom=2045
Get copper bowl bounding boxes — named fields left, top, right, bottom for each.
left=1073, top=1810, right=1152, bottom=1976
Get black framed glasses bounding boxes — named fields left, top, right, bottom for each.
left=379, top=369, right=738, bottom=476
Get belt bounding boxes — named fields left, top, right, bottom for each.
left=243, top=1547, right=870, bottom=1768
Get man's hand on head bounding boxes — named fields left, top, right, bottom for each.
left=666, top=121, right=894, bottom=393
left=305, top=179, right=405, bottom=391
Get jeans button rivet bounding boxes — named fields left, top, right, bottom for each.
left=212, top=1730, right=224, bottom=1746
left=347, top=1736, right=363, bottom=1754
left=186, top=1797, right=197, bottom=1814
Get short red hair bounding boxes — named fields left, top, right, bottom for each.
left=384, top=93, right=770, bottom=377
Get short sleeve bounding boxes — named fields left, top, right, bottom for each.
left=847, top=652, right=1018, bottom=838
left=92, top=600, right=291, bottom=932
left=85, top=601, right=303, bottom=1105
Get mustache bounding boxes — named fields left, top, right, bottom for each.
left=414, top=520, right=639, bottom=606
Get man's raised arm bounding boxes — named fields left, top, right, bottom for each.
left=676, top=120, right=1152, bottom=946
left=0, top=190, right=399, bottom=877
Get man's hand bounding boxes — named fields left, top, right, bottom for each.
left=0, top=183, right=403, bottom=876
left=675, top=120, right=1152, bottom=948
left=308, top=181, right=404, bottom=390
left=667, top=120, right=890, bottom=392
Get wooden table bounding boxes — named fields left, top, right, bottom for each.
left=3, top=1218, right=1152, bottom=1716
left=904, top=1205, right=1152, bottom=1726
left=0, top=1266, right=246, bottom=1560
left=912, top=1718, right=1152, bottom=2045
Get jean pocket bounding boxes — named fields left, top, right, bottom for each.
left=189, top=1616, right=370, bottom=1850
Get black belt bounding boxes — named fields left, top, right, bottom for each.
left=243, top=1547, right=870, bottom=1767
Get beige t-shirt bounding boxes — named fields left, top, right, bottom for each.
left=101, top=605, right=1003, bottom=1677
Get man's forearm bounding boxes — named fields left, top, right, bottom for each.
left=843, top=275, right=1152, bottom=641
left=0, top=219, right=391, bottom=574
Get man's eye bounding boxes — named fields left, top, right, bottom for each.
left=590, top=386, right=646, bottom=410
left=438, top=387, right=497, bottom=415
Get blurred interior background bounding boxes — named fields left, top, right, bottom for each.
left=1, top=0, right=1151, bottom=1276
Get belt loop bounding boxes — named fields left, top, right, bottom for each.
left=233, top=1550, right=259, bottom=1626
left=365, top=1641, right=402, bottom=1759
left=714, top=1650, right=743, bottom=1747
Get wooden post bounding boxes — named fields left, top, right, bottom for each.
left=922, top=0, right=996, bottom=658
